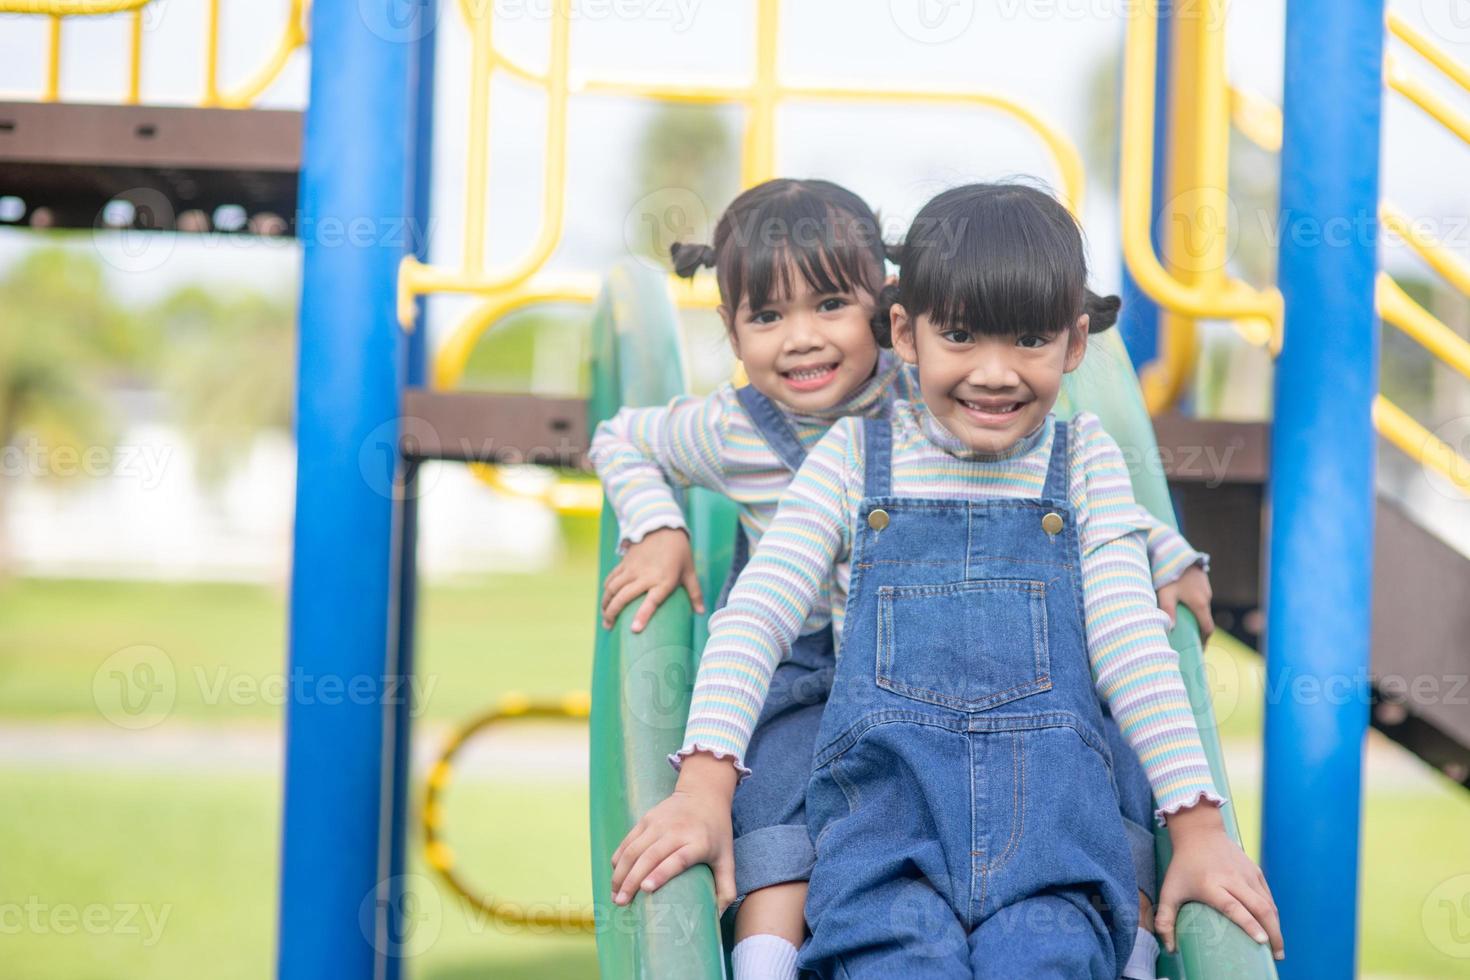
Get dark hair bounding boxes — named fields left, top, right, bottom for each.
left=669, top=179, right=889, bottom=323
left=873, top=182, right=1119, bottom=348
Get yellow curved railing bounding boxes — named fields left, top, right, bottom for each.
left=1, top=0, right=307, bottom=107
left=1119, top=0, right=1284, bottom=415
left=401, top=0, right=1087, bottom=337
left=1206, top=13, right=1470, bottom=496
left=422, top=691, right=597, bottom=931
left=412, top=0, right=1092, bottom=510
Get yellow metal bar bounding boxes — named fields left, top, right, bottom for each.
left=1374, top=395, right=1470, bottom=496
left=0, top=0, right=149, bottom=10
left=1228, top=85, right=1283, bottom=152
left=1381, top=203, right=1470, bottom=297
left=202, top=0, right=221, bottom=107
left=1387, top=9, right=1470, bottom=94
left=404, top=0, right=1086, bottom=330
left=461, top=13, right=493, bottom=275
left=1385, top=54, right=1470, bottom=146
left=742, top=0, right=781, bottom=187
left=1376, top=273, right=1470, bottom=382
left=44, top=15, right=61, bottom=101
left=218, top=0, right=308, bottom=109
left=1120, top=0, right=1282, bottom=404
left=126, top=8, right=142, bottom=104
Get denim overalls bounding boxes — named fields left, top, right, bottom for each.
left=799, top=416, right=1138, bottom=979
left=717, top=384, right=840, bottom=905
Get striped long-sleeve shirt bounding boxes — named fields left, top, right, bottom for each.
left=677, top=401, right=1224, bottom=823
left=588, top=352, right=1208, bottom=640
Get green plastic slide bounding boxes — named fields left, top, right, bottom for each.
left=588, top=260, right=1279, bottom=979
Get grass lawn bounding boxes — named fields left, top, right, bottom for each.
left=0, top=767, right=597, bottom=980
left=0, top=553, right=600, bottom=726
left=3, top=575, right=1470, bottom=977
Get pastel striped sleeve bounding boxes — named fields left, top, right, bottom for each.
left=894, top=360, right=924, bottom=405
left=586, top=387, right=733, bottom=553
left=1143, top=517, right=1210, bottom=591
left=671, top=417, right=857, bottom=775
left=1072, top=414, right=1226, bottom=823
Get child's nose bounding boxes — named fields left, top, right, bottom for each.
left=965, top=351, right=1020, bottom=389
left=783, top=313, right=823, bottom=349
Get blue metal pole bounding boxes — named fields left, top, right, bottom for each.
left=382, top=8, right=437, bottom=980
left=278, top=2, right=416, bottom=976
left=1263, top=1, right=1384, bottom=974
left=1118, top=0, right=1172, bottom=370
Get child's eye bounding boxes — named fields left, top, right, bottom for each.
left=817, top=297, right=847, bottom=313
left=940, top=328, right=973, bottom=344
left=1016, top=334, right=1049, bottom=349
left=749, top=310, right=780, bottom=326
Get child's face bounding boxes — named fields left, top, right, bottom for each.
left=722, top=268, right=880, bottom=413
left=891, top=304, right=1088, bottom=454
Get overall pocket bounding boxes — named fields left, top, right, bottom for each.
left=875, top=579, right=1051, bottom=711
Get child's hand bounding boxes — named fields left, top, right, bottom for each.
left=1157, top=564, right=1215, bottom=640
left=1156, top=804, right=1284, bottom=961
left=601, top=527, right=706, bottom=633
left=610, top=753, right=739, bottom=910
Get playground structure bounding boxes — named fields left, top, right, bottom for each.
left=2, top=1, right=1469, bottom=978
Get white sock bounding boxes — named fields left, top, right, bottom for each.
left=1122, top=927, right=1161, bottom=980
left=731, top=934, right=799, bottom=980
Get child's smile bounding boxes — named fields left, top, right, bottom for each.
left=890, top=305, right=1089, bottom=455
left=726, top=268, right=880, bottom=414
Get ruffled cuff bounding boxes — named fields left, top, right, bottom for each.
left=667, top=743, right=752, bottom=782
left=1154, top=788, right=1229, bottom=827
left=616, top=514, right=689, bottom=556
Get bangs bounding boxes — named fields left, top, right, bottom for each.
left=717, top=187, right=884, bottom=312
left=901, top=183, right=1085, bottom=337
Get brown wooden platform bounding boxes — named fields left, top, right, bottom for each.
left=0, top=101, right=302, bottom=232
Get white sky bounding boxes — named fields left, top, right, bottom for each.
left=0, top=0, right=1466, bottom=337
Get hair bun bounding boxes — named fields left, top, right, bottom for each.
left=670, top=242, right=717, bottom=278
left=1083, top=288, right=1122, bottom=333
left=869, top=280, right=903, bottom=349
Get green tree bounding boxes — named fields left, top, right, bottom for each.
left=0, top=247, right=133, bottom=576
left=147, top=284, right=295, bottom=489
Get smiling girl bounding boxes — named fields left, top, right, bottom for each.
left=605, top=182, right=1281, bottom=979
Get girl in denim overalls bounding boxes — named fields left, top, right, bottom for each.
left=599, top=180, right=1228, bottom=979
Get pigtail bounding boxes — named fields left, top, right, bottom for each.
left=883, top=240, right=904, bottom=265
left=1082, top=288, right=1121, bottom=333
left=670, top=241, right=717, bottom=279
left=870, top=279, right=903, bottom=349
